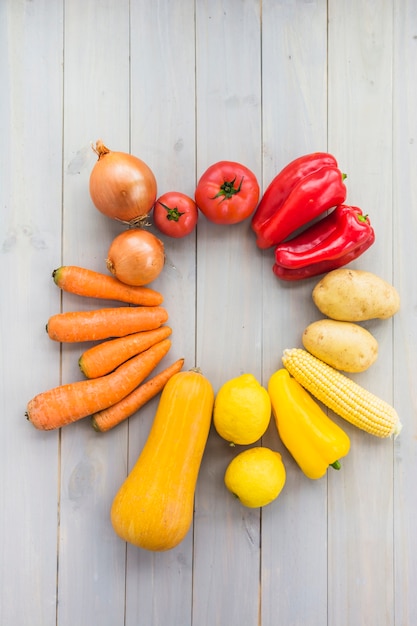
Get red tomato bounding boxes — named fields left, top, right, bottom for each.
left=152, top=192, right=198, bottom=238
left=195, top=161, right=260, bottom=225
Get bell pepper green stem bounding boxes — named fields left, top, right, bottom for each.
left=330, top=460, right=341, bottom=470
left=357, top=213, right=369, bottom=222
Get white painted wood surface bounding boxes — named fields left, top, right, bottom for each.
left=1, top=1, right=416, bottom=624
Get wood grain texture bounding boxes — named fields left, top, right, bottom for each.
left=1, top=1, right=416, bottom=625
left=260, top=2, right=329, bottom=624
left=192, top=3, right=263, bottom=624
left=392, top=2, right=417, bottom=625
left=0, top=2, right=63, bottom=625
left=126, top=2, right=197, bottom=624
left=57, top=1, right=130, bottom=625
left=327, top=3, right=396, bottom=624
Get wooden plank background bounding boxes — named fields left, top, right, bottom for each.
left=1, top=1, right=416, bottom=625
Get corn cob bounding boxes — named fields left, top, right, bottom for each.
left=282, top=348, right=402, bottom=438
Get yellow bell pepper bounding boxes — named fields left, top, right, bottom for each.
left=267, top=368, right=350, bottom=479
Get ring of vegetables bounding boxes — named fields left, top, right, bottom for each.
left=25, top=141, right=401, bottom=554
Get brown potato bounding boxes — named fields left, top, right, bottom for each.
left=302, top=319, right=378, bottom=372
left=312, top=268, right=400, bottom=321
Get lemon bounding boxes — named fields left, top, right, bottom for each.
left=224, top=446, right=286, bottom=508
left=213, top=373, right=271, bottom=445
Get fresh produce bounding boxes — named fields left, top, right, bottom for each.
left=111, top=369, right=214, bottom=551
left=251, top=152, right=338, bottom=233
left=282, top=348, right=402, bottom=438
left=106, top=228, right=165, bottom=286
left=251, top=152, right=347, bottom=248
left=26, top=140, right=403, bottom=546
left=153, top=191, right=198, bottom=237
left=26, top=339, right=172, bottom=430
left=79, top=326, right=172, bottom=378
left=302, top=319, right=378, bottom=373
left=89, top=140, right=157, bottom=225
left=195, top=160, right=260, bottom=224
left=268, top=369, right=350, bottom=479
left=213, top=373, right=271, bottom=445
left=91, top=357, right=185, bottom=432
left=46, top=306, right=168, bottom=343
left=312, top=268, right=400, bottom=321
left=273, top=205, right=375, bottom=281
left=224, top=447, right=286, bottom=508
left=52, top=265, right=163, bottom=305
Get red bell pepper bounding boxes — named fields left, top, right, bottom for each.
left=272, top=205, right=375, bottom=281
left=253, top=165, right=347, bottom=249
left=251, top=152, right=339, bottom=233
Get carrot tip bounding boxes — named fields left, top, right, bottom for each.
left=78, top=357, right=86, bottom=376
left=91, top=417, right=101, bottom=432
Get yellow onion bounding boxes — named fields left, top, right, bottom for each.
left=89, top=140, right=157, bottom=225
left=106, top=229, right=165, bottom=286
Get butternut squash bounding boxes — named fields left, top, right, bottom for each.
left=110, top=368, right=214, bottom=551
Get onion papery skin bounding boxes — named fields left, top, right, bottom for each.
left=90, top=140, right=157, bottom=225
left=106, top=229, right=165, bottom=286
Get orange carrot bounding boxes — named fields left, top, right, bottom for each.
left=46, top=306, right=168, bottom=343
left=91, top=357, right=185, bottom=432
left=79, top=326, right=172, bottom=378
left=52, top=265, right=163, bottom=306
left=26, top=339, right=172, bottom=430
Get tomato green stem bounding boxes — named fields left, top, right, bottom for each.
left=158, top=201, right=185, bottom=222
left=211, top=176, right=244, bottom=202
